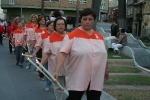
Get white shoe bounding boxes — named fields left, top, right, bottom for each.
left=26, top=66, right=30, bottom=69
left=35, top=68, right=38, bottom=72
left=45, top=87, right=50, bottom=92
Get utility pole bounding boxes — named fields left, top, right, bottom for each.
left=118, top=0, right=126, bottom=29
left=41, top=0, right=44, bottom=16
left=92, top=0, right=102, bottom=30
left=75, top=0, right=80, bottom=26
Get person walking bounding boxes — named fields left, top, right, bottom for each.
left=12, top=20, right=26, bottom=68
left=33, top=21, right=54, bottom=91
left=41, top=17, right=67, bottom=100
left=54, top=8, right=109, bottom=100
left=23, top=14, right=38, bottom=70
left=6, top=19, right=14, bottom=53
left=32, top=15, right=47, bottom=81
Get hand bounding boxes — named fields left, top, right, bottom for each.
left=32, top=53, right=36, bottom=58
left=53, top=71, right=59, bottom=83
left=104, top=71, right=109, bottom=80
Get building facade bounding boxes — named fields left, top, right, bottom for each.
left=1, top=0, right=92, bottom=22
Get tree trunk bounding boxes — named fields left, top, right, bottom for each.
left=92, top=0, right=102, bottom=30
left=41, top=0, right=44, bottom=16
left=75, top=0, right=80, bottom=26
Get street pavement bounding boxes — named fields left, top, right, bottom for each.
left=0, top=39, right=116, bottom=100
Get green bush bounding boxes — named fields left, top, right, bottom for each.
left=140, top=35, right=150, bottom=43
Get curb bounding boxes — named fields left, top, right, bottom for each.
left=108, top=59, right=134, bottom=65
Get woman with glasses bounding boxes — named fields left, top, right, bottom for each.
left=40, top=17, right=67, bottom=100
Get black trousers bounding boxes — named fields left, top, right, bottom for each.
left=9, top=40, right=12, bottom=53
left=0, top=34, right=3, bottom=44
left=36, top=48, right=44, bottom=78
left=66, top=83, right=102, bottom=100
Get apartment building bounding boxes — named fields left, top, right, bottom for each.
left=1, top=0, right=92, bottom=22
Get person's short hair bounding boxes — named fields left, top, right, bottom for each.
left=121, top=28, right=125, bottom=33
left=53, top=17, right=67, bottom=31
left=53, top=11, right=61, bottom=18
left=80, top=8, right=96, bottom=20
left=46, top=21, right=54, bottom=27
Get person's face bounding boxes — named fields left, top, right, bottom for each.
left=31, top=15, right=37, bottom=23
left=18, top=22, right=22, bottom=29
left=81, top=15, right=94, bottom=31
left=56, top=19, right=65, bottom=33
left=47, top=22, right=54, bottom=32
left=39, top=18, right=45, bottom=25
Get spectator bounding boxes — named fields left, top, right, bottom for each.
left=111, top=21, right=119, bottom=38
left=112, top=28, right=127, bottom=54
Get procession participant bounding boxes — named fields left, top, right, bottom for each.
left=13, top=17, right=20, bottom=31
left=12, top=20, right=26, bottom=68
left=6, top=19, right=13, bottom=53
left=0, top=24, right=4, bottom=45
left=41, top=17, right=67, bottom=99
left=54, top=8, right=109, bottom=100
left=33, top=21, right=54, bottom=91
left=23, top=14, right=38, bottom=69
left=32, top=15, right=47, bottom=81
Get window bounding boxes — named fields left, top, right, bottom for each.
left=69, top=0, right=87, bottom=4
left=43, top=0, right=59, bottom=2
left=9, top=0, right=15, bottom=5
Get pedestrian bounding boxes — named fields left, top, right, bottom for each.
left=112, top=28, right=127, bottom=54
left=0, top=24, right=4, bottom=45
left=23, top=14, right=38, bottom=70
left=49, top=10, right=66, bottom=21
left=54, top=8, right=109, bottom=100
left=6, top=19, right=14, bottom=53
left=111, top=21, right=119, bottom=38
left=32, top=15, right=47, bottom=81
left=12, top=20, right=26, bottom=68
left=41, top=17, right=67, bottom=100
left=33, top=21, right=54, bottom=91
left=59, top=10, right=66, bottom=20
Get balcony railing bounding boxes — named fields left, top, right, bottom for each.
left=9, top=0, right=15, bottom=5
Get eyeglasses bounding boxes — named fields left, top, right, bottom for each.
left=56, top=23, right=65, bottom=26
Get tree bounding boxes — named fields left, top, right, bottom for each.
left=41, top=0, right=44, bottom=16
left=92, top=0, right=102, bottom=30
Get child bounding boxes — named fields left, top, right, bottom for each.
left=12, top=20, right=26, bottom=68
